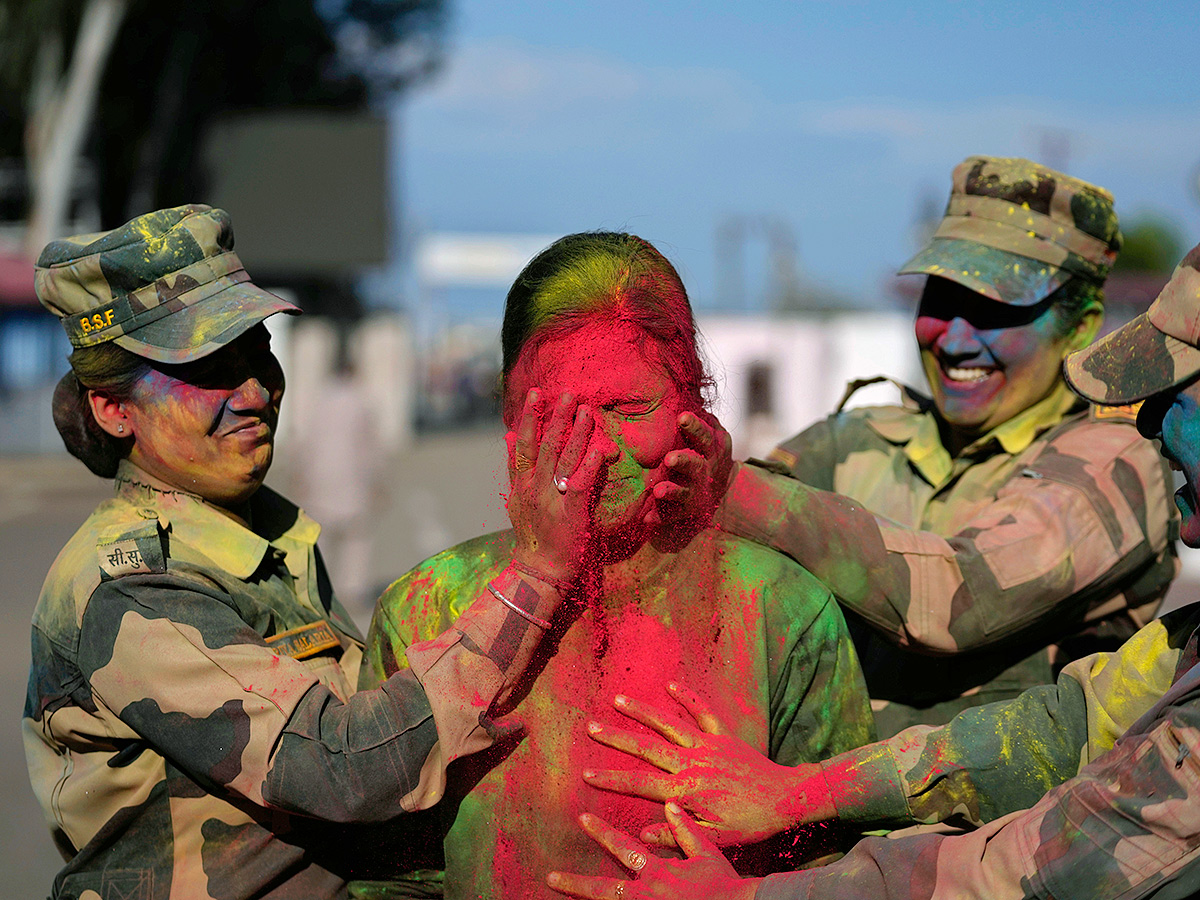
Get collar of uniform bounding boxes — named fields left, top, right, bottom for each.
left=112, top=460, right=320, bottom=580
left=863, top=380, right=1081, bottom=487
left=959, top=380, right=1082, bottom=457
left=858, top=392, right=954, bottom=486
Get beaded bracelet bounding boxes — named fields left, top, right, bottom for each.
left=487, top=581, right=554, bottom=630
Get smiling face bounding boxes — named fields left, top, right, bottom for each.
left=510, top=321, right=689, bottom=540
left=915, top=277, right=1085, bottom=451
left=1139, top=378, right=1200, bottom=547
left=122, top=325, right=284, bottom=510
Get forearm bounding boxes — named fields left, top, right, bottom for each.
left=761, top=699, right=1200, bottom=900
left=815, top=673, right=1090, bottom=830
left=259, top=569, right=572, bottom=820
left=405, top=565, right=569, bottom=765
left=719, top=457, right=1164, bottom=655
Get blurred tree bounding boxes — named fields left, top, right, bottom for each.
left=0, top=0, right=447, bottom=253
left=1113, top=214, right=1186, bottom=274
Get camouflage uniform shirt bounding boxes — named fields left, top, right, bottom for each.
left=719, top=380, right=1178, bottom=736
left=24, top=461, right=556, bottom=900
left=756, top=600, right=1200, bottom=899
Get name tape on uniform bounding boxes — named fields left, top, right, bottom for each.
left=265, top=620, right=341, bottom=660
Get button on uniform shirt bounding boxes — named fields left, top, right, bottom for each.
left=720, top=380, right=1178, bottom=736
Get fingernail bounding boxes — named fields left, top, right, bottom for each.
left=547, top=873, right=561, bottom=886
left=582, top=769, right=596, bottom=779
left=667, top=682, right=679, bottom=692
left=666, top=801, right=682, bottom=815
left=576, top=406, right=589, bottom=423
left=587, top=721, right=603, bottom=734
left=614, top=695, right=629, bottom=707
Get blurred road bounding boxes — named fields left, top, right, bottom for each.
left=0, top=427, right=508, bottom=896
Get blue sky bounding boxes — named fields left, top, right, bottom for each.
left=389, top=0, right=1200, bottom=315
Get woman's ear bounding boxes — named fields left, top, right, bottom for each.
left=1066, top=302, right=1104, bottom=354
left=88, top=390, right=132, bottom=439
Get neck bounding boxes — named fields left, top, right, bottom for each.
left=116, top=463, right=256, bottom=529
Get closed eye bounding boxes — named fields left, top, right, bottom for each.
left=606, top=399, right=660, bottom=418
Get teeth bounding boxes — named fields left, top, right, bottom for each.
left=945, top=366, right=992, bottom=383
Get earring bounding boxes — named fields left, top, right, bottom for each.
left=117, top=423, right=124, bottom=434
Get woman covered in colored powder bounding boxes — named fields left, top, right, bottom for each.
left=358, top=232, right=874, bottom=899
left=22, top=206, right=604, bottom=900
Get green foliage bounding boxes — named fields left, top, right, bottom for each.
left=1113, top=214, right=1186, bottom=274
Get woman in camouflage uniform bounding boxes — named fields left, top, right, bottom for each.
left=660, top=156, right=1177, bottom=737
left=23, top=205, right=606, bottom=900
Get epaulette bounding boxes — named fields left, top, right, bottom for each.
left=1088, top=401, right=1142, bottom=424
left=95, top=515, right=168, bottom=580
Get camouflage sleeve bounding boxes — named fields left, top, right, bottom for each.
left=718, top=422, right=1172, bottom=654
left=813, top=614, right=1183, bottom=830
left=79, top=568, right=564, bottom=822
left=757, top=671, right=1200, bottom=900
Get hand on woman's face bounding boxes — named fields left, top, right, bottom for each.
left=518, top=323, right=687, bottom=540
left=915, top=277, right=1081, bottom=446
left=122, top=325, right=285, bottom=509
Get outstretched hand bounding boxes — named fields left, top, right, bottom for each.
left=645, top=411, right=733, bottom=530
left=546, top=803, right=758, bottom=900
left=582, top=683, right=834, bottom=847
left=506, top=389, right=615, bottom=584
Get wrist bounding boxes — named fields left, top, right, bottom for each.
left=509, top=555, right=577, bottom=593
left=776, top=763, right=836, bottom=830
left=494, top=564, right=570, bottom=625
left=511, top=540, right=581, bottom=584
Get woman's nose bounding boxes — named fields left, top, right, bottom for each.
left=937, top=317, right=981, bottom=355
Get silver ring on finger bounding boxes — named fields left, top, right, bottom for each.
left=554, top=475, right=569, bottom=493
left=627, top=850, right=647, bottom=872
left=614, top=881, right=625, bottom=899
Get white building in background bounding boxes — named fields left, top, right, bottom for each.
left=697, top=311, right=921, bottom=459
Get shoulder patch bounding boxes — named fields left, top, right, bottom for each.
left=96, top=521, right=167, bottom=580
left=1089, top=401, right=1142, bottom=424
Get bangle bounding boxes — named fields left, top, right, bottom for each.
left=487, top=581, right=553, bottom=630
left=509, top=559, right=575, bottom=593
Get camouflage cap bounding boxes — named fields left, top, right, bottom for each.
left=35, top=204, right=298, bottom=364
left=1065, top=243, right=1200, bottom=405
left=899, top=156, right=1122, bottom=306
